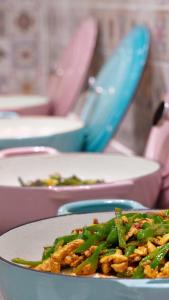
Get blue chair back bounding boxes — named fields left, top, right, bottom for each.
left=81, top=26, right=150, bottom=152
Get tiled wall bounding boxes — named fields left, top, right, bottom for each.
left=0, top=0, right=169, bottom=153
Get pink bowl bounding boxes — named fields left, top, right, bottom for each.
left=0, top=153, right=161, bottom=233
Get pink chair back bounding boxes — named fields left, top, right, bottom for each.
left=144, top=121, right=169, bottom=170
left=144, top=95, right=169, bottom=172
left=48, top=17, right=98, bottom=116
left=144, top=95, right=169, bottom=208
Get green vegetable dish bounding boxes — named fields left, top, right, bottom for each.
left=12, top=209, right=169, bottom=279
left=18, top=173, right=104, bottom=187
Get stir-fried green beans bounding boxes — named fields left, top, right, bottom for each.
left=12, top=209, right=169, bottom=279
left=18, top=174, right=104, bottom=187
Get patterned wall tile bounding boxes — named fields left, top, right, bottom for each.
left=150, top=10, right=169, bottom=61
left=11, top=39, right=38, bottom=69
left=13, top=70, right=40, bottom=94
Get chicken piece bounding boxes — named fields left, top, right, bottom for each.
left=134, top=246, right=147, bottom=256
left=126, top=225, right=138, bottom=241
left=76, top=263, right=95, bottom=275
left=84, top=246, right=97, bottom=257
left=144, top=265, right=158, bottom=278
left=126, top=266, right=135, bottom=277
left=139, top=218, right=153, bottom=225
left=155, top=211, right=165, bottom=217
left=64, top=253, right=84, bottom=267
left=153, top=234, right=169, bottom=246
left=52, top=239, right=84, bottom=263
left=128, top=253, right=141, bottom=262
left=100, top=249, right=127, bottom=264
left=50, top=259, right=61, bottom=273
left=147, top=241, right=156, bottom=254
left=122, top=216, right=128, bottom=223
left=111, top=262, right=128, bottom=273
left=158, top=262, right=169, bottom=278
left=34, top=258, right=52, bottom=272
left=101, top=262, right=111, bottom=275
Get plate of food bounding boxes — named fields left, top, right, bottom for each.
left=0, top=208, right=169, bottom=300
left=0, top=153, right=161, bottom=233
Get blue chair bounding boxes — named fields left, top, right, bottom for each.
left=81, top=25, right=150, bottom=152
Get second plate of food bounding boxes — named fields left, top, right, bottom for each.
left=0, top=153, right=161, bottom=233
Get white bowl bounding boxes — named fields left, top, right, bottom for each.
left=0, top=116, right=85, bottom=151
left=0, top=95, right=50, bottom=115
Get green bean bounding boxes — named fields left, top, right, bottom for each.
left=74, top=243, right=105, bottom=275
left=75, top=235, right=98, bottom=254
left=42, top=245, right=55, bottom=260
left=126, top=213, right=149, bottom=224
left=142, top=222, right=151, bottom=229
left=115, top=208, right=126, bottom=248
left=125, top=245, right=136, bottom=257
left=132, top=265, right=144, bottom=279
left=42, top=239, right=64, bottom=260
left=154, top=225, right=169, bottom=235
left=140, top=246, right=163, bottom=265
left=151, top=243, right=169, bottom=269
left=75, top=219, right=114, bottom=253
left=127, top=241, right=140, bottom=247
left=137, top=227, right=154, bottom=241
left=54, top=233, right=83, bottom=246
left=137, top=224, right=169, bottom=242
left=125, top=223, right=131, bottom=233
left=86, top=224, right=104, bottom=232
left=82, top=228, right=92, bottom=239
left=106, top=227, right=118, bottom=245
left=151, top=215, right=163, bottom=224
left=18, top=177, right=26, bottom=187
left=165, top=210, right=169, bottom=217
left=132, top=243, right=164, bottom=278
left=101, top=249, right=116, bottom=257
left=12, top=258, right=41, bottom=267
left=100, top=219, right=115, bottom=237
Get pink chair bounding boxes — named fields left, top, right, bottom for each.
left=144, top=96, right=169, bottom=208
left=48, top=17, right=98, bottom=116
